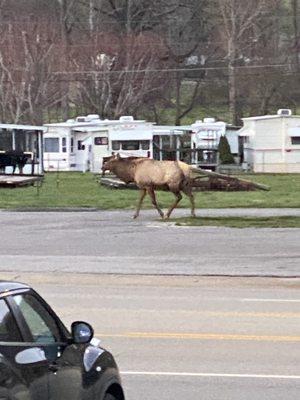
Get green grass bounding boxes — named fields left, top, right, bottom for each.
left=170, top=216, right=300, bottom=228
left=0, top=172, right=299, bottom=209
left=150, top=101, right=231, bottom=126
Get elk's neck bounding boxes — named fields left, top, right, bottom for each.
left=111, top=161, right=135, bottom=182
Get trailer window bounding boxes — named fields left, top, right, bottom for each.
left=140, top=140, right=150, bottom=150
left=94, top=137, right=108, bottom=145
left=0, top=129, right=13, bottom=151
left=77, top=140, right=85, bottom=151
left=70, top=137, right=74, bottom=153
left=121, top=141, right=139, bottom=151
left=44, top=138, right=59, bottom=153
left=62, top=137, right=67, bottom=153
left=112, top=141, right=120, bottom=150
left=291, top=137, right=300, bottom=145
left=179, top=133, right=192, bottom=149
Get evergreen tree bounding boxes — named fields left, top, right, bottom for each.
left=218, top=135, right=235, bottom=164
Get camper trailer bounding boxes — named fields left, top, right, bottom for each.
left=238, top=109, right=300, bottom=172
left=191, top=119, right=226, bottom=170
left=108, top=116, right=153, bottom=160
left=43, top=115, right=153, bottom=173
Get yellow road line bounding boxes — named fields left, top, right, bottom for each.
left=57, top=307, right=300, bottom=319
left=96, top=332, right=300, bottom=342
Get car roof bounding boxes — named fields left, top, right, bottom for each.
left=0, top=280, right=30, bottom=294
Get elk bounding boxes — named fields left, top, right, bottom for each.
left=102, top=154, right=195, bottom=219
left=101, top=155, right=140, bottom=178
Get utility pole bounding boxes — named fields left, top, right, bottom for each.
left=292, top=0, right=299, bottom=71
left=126, top=0, right=132, bottom=34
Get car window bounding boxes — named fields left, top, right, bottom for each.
left=0, top=299, right=22, bottom=342
left=14, top=294, right=63, bottom=343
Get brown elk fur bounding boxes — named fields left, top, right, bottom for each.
left=101, top=155, right=140, bottom=179
left=102, top=154, right=195, bottom=219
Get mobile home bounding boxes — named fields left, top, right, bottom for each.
left=191, top=118, right=226, bottom=169
left=108, top=116, right=153, bottom=159
left=43, top=115, right=153, bottom=173
left=239, top=109, right=300, bottom=173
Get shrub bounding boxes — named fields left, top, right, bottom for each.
left=218, top=135, right=235, bottom=164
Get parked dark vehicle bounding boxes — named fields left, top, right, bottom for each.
left=0, top=281, right=125, bottom=400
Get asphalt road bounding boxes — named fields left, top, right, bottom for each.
left=1, top=272, right=299, bottom=400
left=1, top=209, right=299, bottom=398
left=0, top=209, right=299, bottom=277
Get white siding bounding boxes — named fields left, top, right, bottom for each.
left=241, top=115, right=300, bottom=172
left=225, top=130, right=239, bottom=154
left=254, top=119, right=283, bottom=148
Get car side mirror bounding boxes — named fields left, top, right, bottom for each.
left=71, top=321, right=94, bottom=344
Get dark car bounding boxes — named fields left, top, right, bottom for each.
left=0, top=280, right=125, bottom=400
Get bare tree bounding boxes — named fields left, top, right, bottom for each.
left=0, top=0, right=5, bottom=12
left=55, top=0, right=77, bottom=119
left=218, top=0, right=292, bottom=118
left=291, top=0, right=300, bottom=70
left=88, top=0, right=107, bottom=33
left=161, top=0, right=213, bottom=125
left=0, top=19, right=64, bottom=124
left=1, top=0, right=299, bottom=125
left=217, top=0, right=269, bottom=124
left=72, top=32, right=169, bottom=118
left=92, top=0, right=179, bottom=33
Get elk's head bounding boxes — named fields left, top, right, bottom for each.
left=102, top=153, right=120, bottom=174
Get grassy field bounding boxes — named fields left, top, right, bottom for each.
left=0, top=171, right=299, bottom=210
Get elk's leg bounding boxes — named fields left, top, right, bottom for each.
left=165, top=191, right=182, bottom=219
left=182, top=186, right=196, bottom=217
left=147, top=188, right=164, bottom=218
left=133, top=189, right=147, bottom=219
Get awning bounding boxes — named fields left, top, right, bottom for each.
left=288, top=127, right=300, bottom=137
left=109, top=131, right=152, bottom=141
left=0, top=124, right=46, bottom=131
left=238, top=129, right=255, bottom=137
left=72, top=126, right=108, bottom=133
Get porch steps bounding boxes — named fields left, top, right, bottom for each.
left=0, top=174, right=43, bottom=188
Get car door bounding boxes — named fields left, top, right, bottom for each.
left=0, top=296, right=49, bottom=400
left=10, top=291, right=93, bottom=400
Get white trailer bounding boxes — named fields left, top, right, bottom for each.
left=239, top=109, right=300, bottom=172
left=191, top=119, right=226, bottom=169
left=43, top=117, right=109, bottom=172
left=108, top=116, right=153, bottom=159
left=43, top=115, right=153, bottom=173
